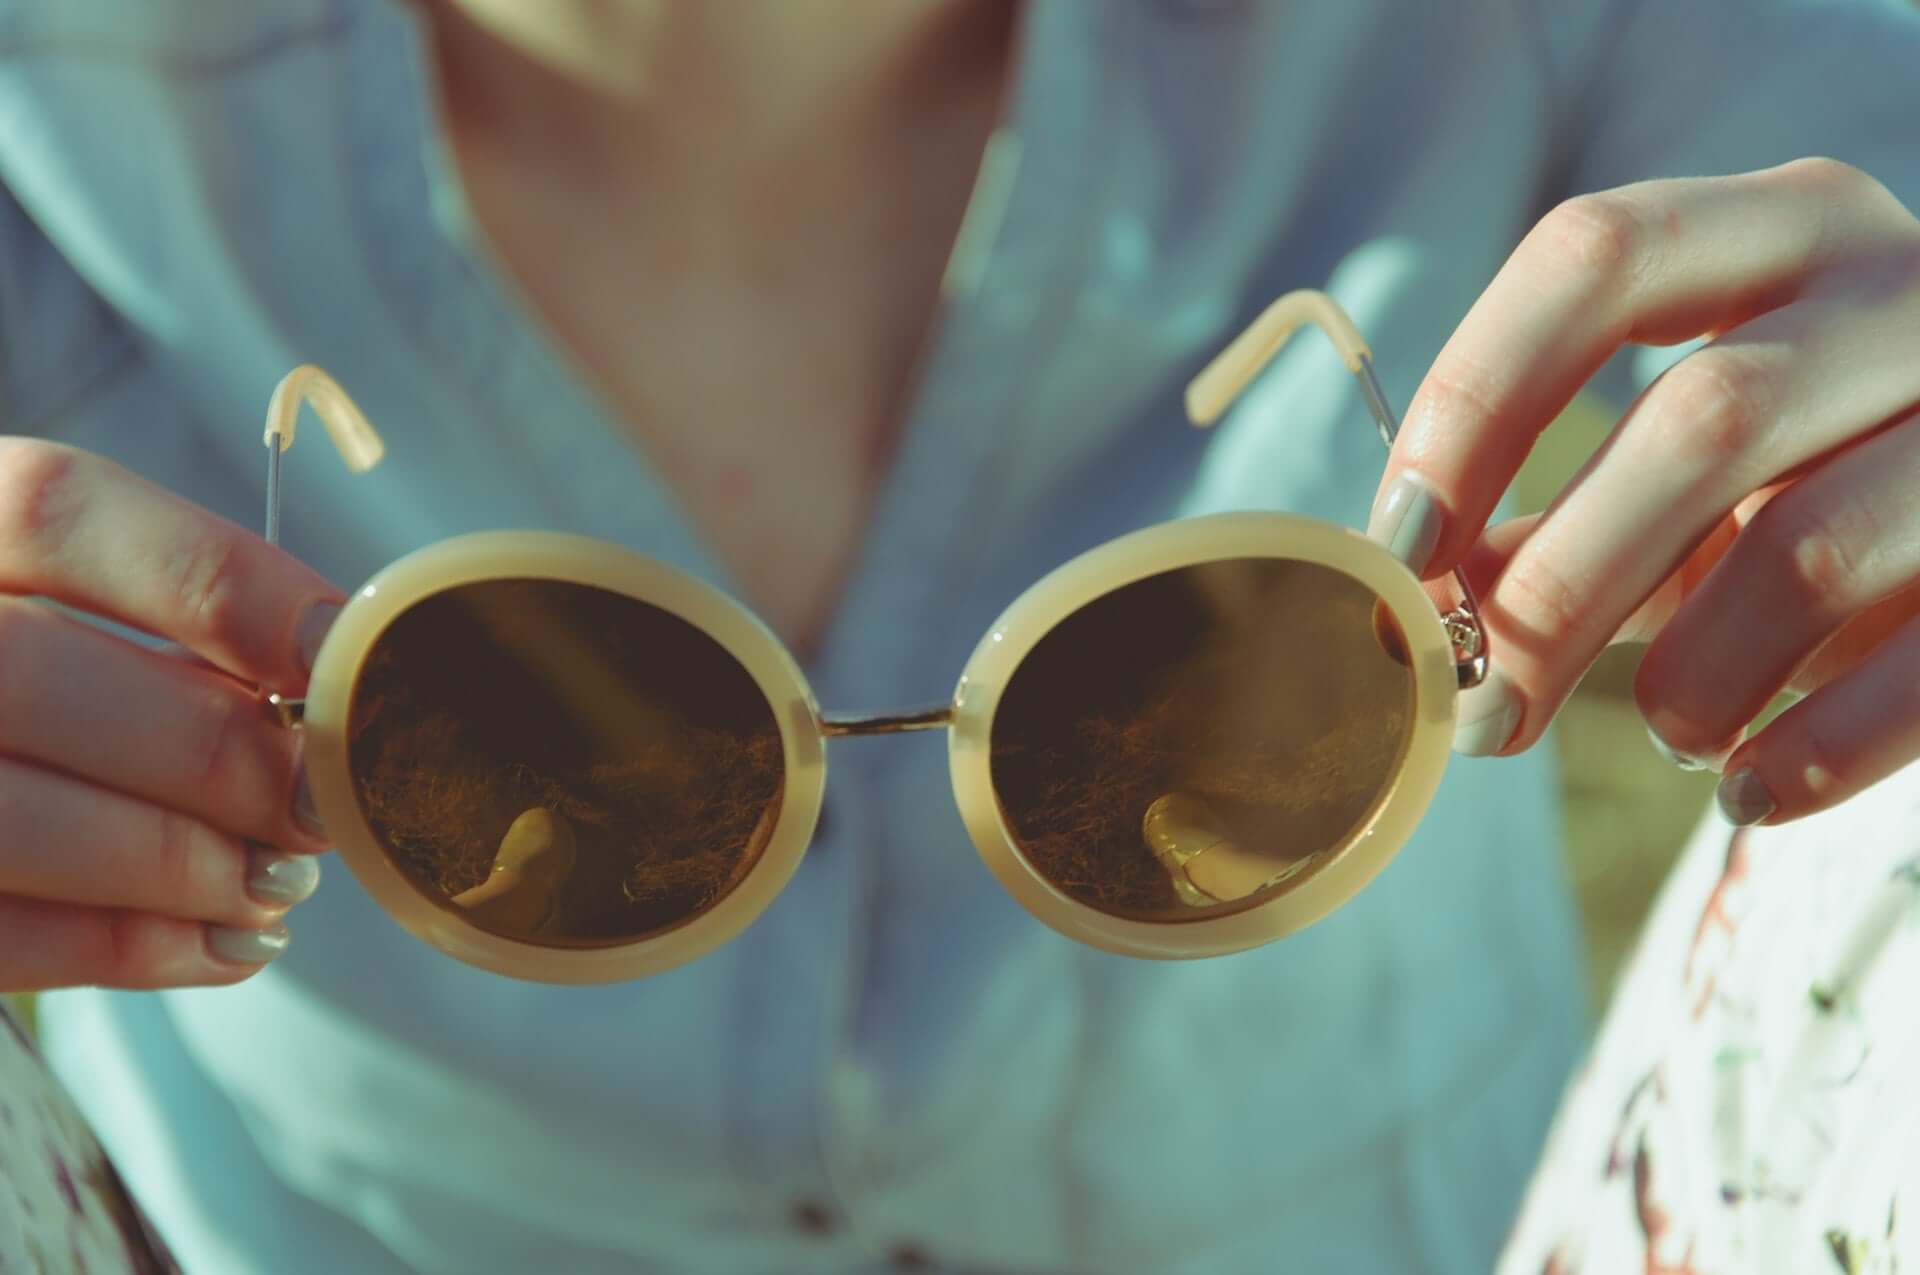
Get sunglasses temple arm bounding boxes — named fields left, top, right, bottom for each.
left=1185, top=291, right=1489, bottom=689
left=261, top=365, right=389, bottom=549
left=265, top=439, right=284, bottom=548
left=1354, top=355, right=1400, bottom=451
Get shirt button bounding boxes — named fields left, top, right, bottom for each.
left=790, top=1200, right=837, bottom=1236
left=888, top=1243, right=934, bottom=1270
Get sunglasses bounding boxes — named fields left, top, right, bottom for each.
left=264, top=290, right=1487, bottom=984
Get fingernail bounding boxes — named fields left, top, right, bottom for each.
left=1717, top=767, right=1775, bottom=826
left=291, top=769, right=325, bottom=839
left=207, top=921, right=291, bottom=967
left=245, top=846, right=321, bottom=908
left=296, top=601, right=342, bottom=673
left=1646, top=725, right=1706, bottom=771
left=1368, top=474, right=1442, bottom=576
left=1645, top=724, right=1741, bottom=773
left=1452, top=668, right=1522, bottom=756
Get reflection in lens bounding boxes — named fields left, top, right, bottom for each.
left=346, top=579, right=784, bottom=947
left=990, top=558, right=1415, bottom=922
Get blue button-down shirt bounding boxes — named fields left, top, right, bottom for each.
left=7, top=1, right=1918, bottom=1271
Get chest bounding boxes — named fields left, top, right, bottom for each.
left=506, top=225, right=927, bottom=654
left=438, top=141, right=997, bottom=661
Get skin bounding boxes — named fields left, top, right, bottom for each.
left=0, top=443, right=338, bottom=989
left=1371, top=158, right=1920, bottom=828
left=428, top=0, right=1015, bottom=650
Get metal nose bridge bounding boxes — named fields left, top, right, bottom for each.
left=818, top=703, right=955, bottom=738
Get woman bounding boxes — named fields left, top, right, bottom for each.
left=1, top=1, right=1917, bottom=1271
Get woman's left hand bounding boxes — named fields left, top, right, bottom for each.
left=1368, top=157, right=1920, bottom=827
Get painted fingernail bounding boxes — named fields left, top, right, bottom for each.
left=208, top=921, right=291, bottom=967
left=1646, top=725, right=1706, bottom=771
left=245, top=846, right=321, bottom=908
left=1716, top=767, right=1775, bottom=827
left=1367, top=474, right=1442, bottom=576
left=296, top=601, right=342, bottom=673
left=1452, top=668, right=1522, bottom=756
left=291, top=769, right=325, bottom=839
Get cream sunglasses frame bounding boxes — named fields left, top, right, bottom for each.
left=264, top=291, right=1487, bottom=984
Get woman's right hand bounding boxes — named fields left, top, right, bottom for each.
left=0, top=439, right=341, bottom=991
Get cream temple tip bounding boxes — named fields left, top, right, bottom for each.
left=262, top=365, right=388, bottom=473
left=1183, top=289, right=1373, bottom=428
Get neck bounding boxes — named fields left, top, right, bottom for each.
left=426, top=0, right=1010, bottom=166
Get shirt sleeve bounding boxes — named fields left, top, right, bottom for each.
left=0, top=177, right=131, bottom=434
left=1540, top=0, right=1920, bottom=209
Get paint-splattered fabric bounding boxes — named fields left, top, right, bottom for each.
left=1501, top=769, right=1920, bottom=1274
left=0, top=1001, right=180, bottom=1273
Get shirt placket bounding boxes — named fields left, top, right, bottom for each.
left=801, top=2, right=1122, bottom=1263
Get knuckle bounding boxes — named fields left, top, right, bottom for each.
left=92, top=910, right=214, bottom=990
left=1787, top=714, right=1853, bottom=803
left=1534, top=192, right=1649, bottom=278
left=149, top=808, right=206, bottom=913
left=1773, top=157, right=1910, bottom=237
left=1421, top=353, right=1507, bottom=429
left=167, top=532, right=253, bottom=652
left=101, top=909, right=166, bottom=987
left=1496, top=553, right=1591, bottom=648
left=1651, top=350, right=1775, bottom=467
left=0, top=438, right=86, bottom=553
left=182, top=684, right=260, bottom=796
left=1777, top=155, right=1870, bottom=197
left=1756, top=499, right=1877, bottom=618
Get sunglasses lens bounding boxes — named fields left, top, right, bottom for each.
left=345, top=579, right=784, bottom=947
left=990, top=558, right=1415, bottom=921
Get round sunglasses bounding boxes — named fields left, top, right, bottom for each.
left=263, top=291, right=1488, bottom=983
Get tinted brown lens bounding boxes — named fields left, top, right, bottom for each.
left=990, top=558, right=1414, bottom=921
left=346, top=579, right=784, bottom=947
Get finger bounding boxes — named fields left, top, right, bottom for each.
left=1712, top=610, right=1920, bottom=827
left=0, top=599, right=322, bottom=850
left=0, top=756, right=318, bottom=925
left=1447, top=274, right=1920, bottom=755
left=1450, top=512, right=1733, bottom=635
left=0, top=439, right=342, bottom=693
left=1788, top=585, right=1920, bottom=697
left=1432, top=506, right=1731, bottom=729
left=0, top=894, right=290, bottom=993
left=1373, top=158, right=1914, bottom=577
left=1638, top=410, right=1920, bottom=759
